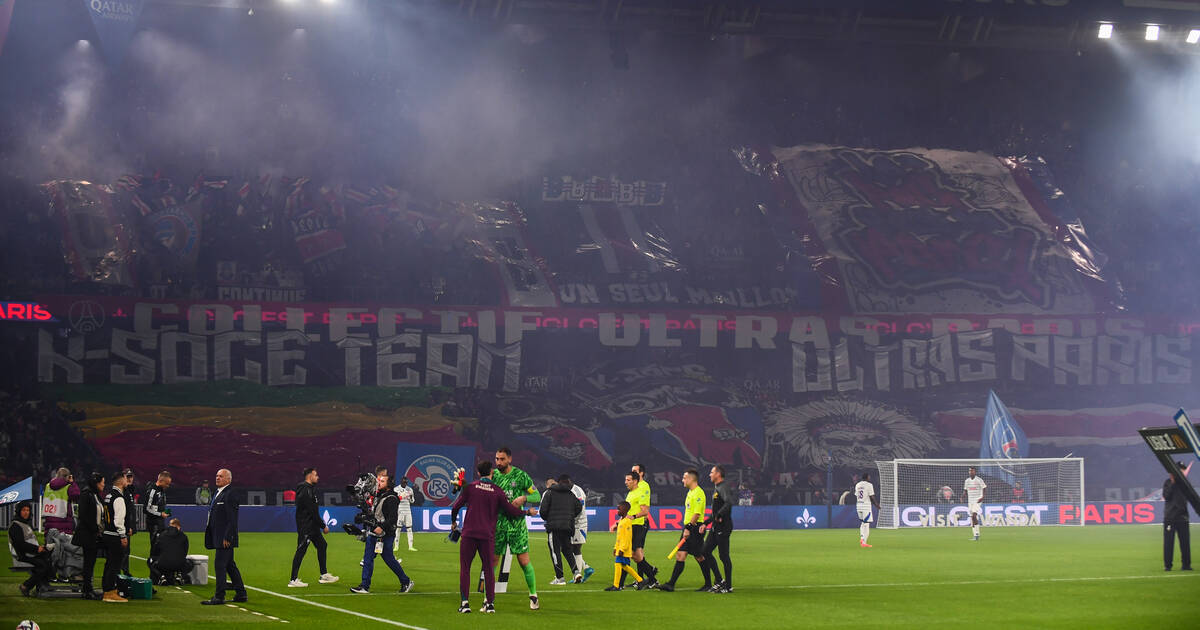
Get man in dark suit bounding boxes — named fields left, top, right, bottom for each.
left=201, top=468, right=247, bottom=604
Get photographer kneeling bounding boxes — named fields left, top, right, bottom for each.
left=350, top=469, right=413, bottom=595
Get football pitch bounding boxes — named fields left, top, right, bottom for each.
left=3, top=525, right=1197, bottom=629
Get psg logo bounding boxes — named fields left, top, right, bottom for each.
left=405, top=454, right=458, bottom=507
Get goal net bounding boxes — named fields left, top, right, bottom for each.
left=874, top=458, right=1084, bottom=529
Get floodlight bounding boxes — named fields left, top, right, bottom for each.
left=1146, top=24, right=1160, bottom=41
left=1097, top=23, right=1113, bottom=39
left=1187, top=29, right=1200, bottom=44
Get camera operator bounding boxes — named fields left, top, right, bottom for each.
left=350, top=469, right=413, bottom=594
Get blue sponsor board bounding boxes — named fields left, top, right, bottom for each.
left=165, top=501, right=1187, bottom=534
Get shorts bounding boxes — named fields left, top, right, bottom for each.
left=680, top=524, right=705, bottom=556
left=968, top=502, right=983, bottom=516
left=396, top=511, right=412, bottom=529
left=857, top=508, right=874, bottom=524
left=614, top=555, right=631, bottom=565
left=495, top=525, right=530, bottom=556
left=570, top=528, right=587, bottom=546
left=631, top=524, right=648, bottom=550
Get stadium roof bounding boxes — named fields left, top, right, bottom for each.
left=144, top=0, right=1200, bottom=54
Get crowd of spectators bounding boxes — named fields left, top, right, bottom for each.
left=3, top=24, right=1199, bottom=503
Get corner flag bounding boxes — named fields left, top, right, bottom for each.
left=0, top=476, right=32, bottom=505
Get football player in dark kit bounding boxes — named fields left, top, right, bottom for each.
left=703, top=464, right=735, bottom=592
left=450, top=459, right=529, bottom=614
left=1162, top=463, right=1192, bottom=571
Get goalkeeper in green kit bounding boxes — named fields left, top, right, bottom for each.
left=492, top=447, right=543, bottom=610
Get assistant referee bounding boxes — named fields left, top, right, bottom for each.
left=621, top=466, right=658, bottom=588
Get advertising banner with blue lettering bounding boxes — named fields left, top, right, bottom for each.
left=0, top=476, right=33, bottom=505
left=163, top=501, right=1185, bottom=534
left=86, top=0, right=144, bottom=66
left=395, top=442, right=478, bottom=508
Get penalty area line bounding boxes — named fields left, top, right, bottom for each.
left=132, top=554, right=427, bottom=630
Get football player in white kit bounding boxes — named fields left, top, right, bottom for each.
left=568, top=477, right=594, bottom=582
left=961, top=466, right=987, bottom=540
left=855, top=471, right=880, bottom=548
left=392, top=476, right=417, bottom=552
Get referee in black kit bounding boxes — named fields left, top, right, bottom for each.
left=703, top=465, right=734, bottom=592
left=1163, top=462, right=1192, bottom=571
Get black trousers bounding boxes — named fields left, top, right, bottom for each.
left=291, top=530, right=329, bottom=580
left=1164, top=518, right=1191, bottom=570
left=214, top=546, right=246, bottom=599
left=702, top=527, right=733, bottom=587
left=547, top=529, right=578, bottom=579
left=120, top=535, right=132, bottom=574
left=102, top=536, right=124, bottom=592
left=80, top=544, right=99, bottom=593
left=146, top=517, right=165, bottom=555
left=148, top=557, right=190, bottom=584
left=18, top=551, right=53, bottom=590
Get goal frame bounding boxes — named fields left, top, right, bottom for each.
left=875, top=457, right=1085, bottom=529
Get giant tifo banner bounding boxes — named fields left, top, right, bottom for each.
left=28, top=295, right=1200, bottom=496
left=744, top=146, right=1114, bottom=314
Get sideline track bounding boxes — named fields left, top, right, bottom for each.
left=131, top=554, right=431, bottom=630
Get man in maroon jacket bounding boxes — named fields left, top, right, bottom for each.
left=451, top=460, right=528, bottom=614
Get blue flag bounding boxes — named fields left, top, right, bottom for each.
left=980, top=390, right=1029, bottom=460
left=980, top=391, right=1029, bottom=488
left=0, top=476, right=33, bottom=505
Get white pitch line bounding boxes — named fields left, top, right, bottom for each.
left=133, top=554, right=428, bottom=629
left=296, top=573, right=1196, bottom=597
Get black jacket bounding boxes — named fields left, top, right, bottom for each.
left=144, top=482, right=169, bottom=521
left=706, top=479, right=734, bottom=531
left=152, top=527, right=190, bottom=570
left=103, top=486, right=135, bottom=537
left=372, top=489, right=399, bottom=536
left=1164, top=477, right=1191, bottom=522
left=72, top=488, right=105, bottom=548
left=539, top=482, right=582, bottom=531
left=205, top=486, right=240, bottom=549
left=295, top=481, right=322, bottom=533
left=8, top=505, right=40, bottom=559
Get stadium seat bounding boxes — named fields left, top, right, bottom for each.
left=8, top=542, right=33, bottom=572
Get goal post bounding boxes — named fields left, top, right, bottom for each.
left=874, top=458, right=1084, bottom=529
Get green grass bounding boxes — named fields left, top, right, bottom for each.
left=3, top=525, right=1197, bottom=629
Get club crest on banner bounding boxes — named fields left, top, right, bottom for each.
left=68, top=300, right=105, bottom=334
left=404, top=454, right=458, bottom=507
